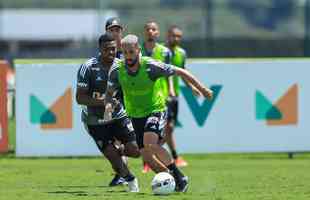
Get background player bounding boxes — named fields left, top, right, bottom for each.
left=140, top=20, right=172, bottom=173
left=105, top=17, right=124, bottom=59
left=105, top=17, right=128, bottom=186
left=163, top=25, right=188, bottom=167
left=76, top=33, right=140, bottom=192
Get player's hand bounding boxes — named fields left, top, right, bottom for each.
left=111, top=98, right=120, bottom=106
left=169, top=89, right=176, bottom=98
left=104, top=103, right=113, bottom=122
left=191, top=86, right=203, bottom=97
left=201, top=87, right=213, bottom=100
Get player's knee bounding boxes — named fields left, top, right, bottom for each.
left=143, top=143, right=157, bottom=151
left=131, top=147, right=140, bottom=158
left=102, top=144, right=117, bottom=159
left=125, top=142, right=140, bottom=158
left=143, top=143, right=151, bottom=150
left=165, top=122, right=174, bottom=133
left=102, top=143, right=113, bottom=153
left=130, top=150, right=140, bottom=158
left=144, top=132, right=160, bottom=146
left=140, top=145, right=151, bottom=155
left=140, top=148, right=152, bottom=161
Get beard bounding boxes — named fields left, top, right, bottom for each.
left=169, top=40, right=179, bottom=47
left=147, top=38, right=155, bottom=42
left=126, top=57, right=138, bottom=67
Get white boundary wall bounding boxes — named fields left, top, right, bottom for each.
left=15, top=59, right=310, bottom=156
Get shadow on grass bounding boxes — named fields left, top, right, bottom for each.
left=47, top=187, right=148, bottom=197
left=57, top=185, right=107, bottom=189
left=55, top=185, right=147, bottom=194
left=47, top=191, right=93, bottom=196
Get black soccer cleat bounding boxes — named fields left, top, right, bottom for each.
left=109, top=174, right=127, bottom=187
left=175, top=176, right=189, bottom=192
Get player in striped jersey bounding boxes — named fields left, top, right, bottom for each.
left=76, top=33, right=140, bottom=192
left=105, top=17, right=128, bottom=187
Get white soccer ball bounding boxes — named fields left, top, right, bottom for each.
left=151, top=172, right=176, bottom=195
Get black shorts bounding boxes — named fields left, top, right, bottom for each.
left=167, top=98, right=179, bottom=123
left=84, top=117, right=136, bottom=153
left=131, top=111, right=167, bottom=149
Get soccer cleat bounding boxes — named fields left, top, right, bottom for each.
left=175, top=176, right=189, bottom=193
left=142, top=163, right=152, bottom=173
left=127, top=178, right=139, bottom=192
left=109, top=174, right=127, bottom=187
left=175, top=157, right=188, bottom=167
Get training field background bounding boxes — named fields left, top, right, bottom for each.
left=2, top=1, right=310, bottom=199
left=2, top=120, right=310, bottom=200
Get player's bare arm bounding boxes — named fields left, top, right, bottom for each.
left=181, top=78, right=203, bottom=97
left=174, top=67, right=213, bottom=100
left=103, top=82, right=116, bottom=119
left=168, top=76, right=176, bottom=97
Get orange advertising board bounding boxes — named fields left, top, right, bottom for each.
left=0, top=60, right=9, bottom=153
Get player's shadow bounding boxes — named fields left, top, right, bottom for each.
left=105, top=190, right=148, bottom=196
left=57, top=185, right=105, bottom=189
left=47, top=185, right=105, bottom=197
left=47, top=191, right=93, bottom=197
left=48, top=185, right=148, bottom=196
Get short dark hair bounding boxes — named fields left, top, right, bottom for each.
left=98, top=33, right=115, bottom=47
left=144, top=20, right=159, bottom=29
left=168, top=25, right=181, bottom=33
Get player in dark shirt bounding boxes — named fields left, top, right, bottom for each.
left=105, top=17, right=124, bottom=59
left=76, top=33, right=140, bottom=192
left=105, top=17, right=128, bottom=186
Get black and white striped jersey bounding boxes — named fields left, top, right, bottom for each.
left=77, top=55, right=126, bottom=125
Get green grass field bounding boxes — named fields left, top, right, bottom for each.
left=2, top=120, right=310, bottom=200
left=1, top=154, right=310, bottom=200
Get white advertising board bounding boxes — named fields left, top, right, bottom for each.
left=16, top=61, right=101, bottom=156
left=15, top=59, right=310, bottom=156
left=176, top=59, right=310, bottom=153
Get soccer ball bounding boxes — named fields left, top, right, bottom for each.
left=151, top=172, right=176, bottom=195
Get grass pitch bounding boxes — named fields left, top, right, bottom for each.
left=1, top=154, right=310, bottom=200
left=2, top=119, right=310, bottom=200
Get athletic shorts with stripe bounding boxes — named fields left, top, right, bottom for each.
left=84, top=117, right=136, bottom=153
left=131, top=111, right=167, bottom=149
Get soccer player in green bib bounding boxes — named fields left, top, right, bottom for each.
left=141, top=20, right=171, bottom=64
left=140, top=20, right=172, bottom=173
left=163, top=25, right=189, bottom=167
left=141, top=20, right=171, bottom=100
left=105, top=34, right=213, bottom=192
